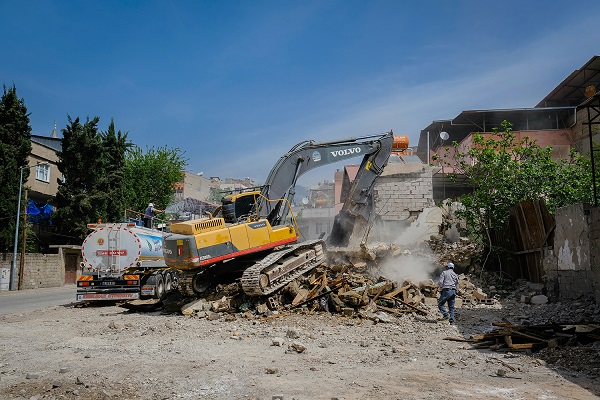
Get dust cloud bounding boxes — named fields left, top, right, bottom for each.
left=378, top=255, right=439, bottom=284
left=369, top=209, right=444, bottom=284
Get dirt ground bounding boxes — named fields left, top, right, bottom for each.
left=1, top=292, right=599, bottom=400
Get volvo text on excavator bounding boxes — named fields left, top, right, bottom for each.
left=162, top=131, right=395, bottom=297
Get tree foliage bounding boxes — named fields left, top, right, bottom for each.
left=54, top=115, right=186, bottom=242
left=53, top=117, right=130, bottom=241
left=98, top=120, right=130, bottom=222
left=123, top=146, right=187, bottom=219
left=0, top=85, right=32, bottom=251
left=446, top=120, right=593, bottom=239
left=54, top=116, right=105, bottom=242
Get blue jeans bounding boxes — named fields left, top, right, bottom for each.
left=438, top=288, right=456, bottom=321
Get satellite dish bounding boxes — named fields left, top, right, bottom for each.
left=440, top=131, right=449, bottom=141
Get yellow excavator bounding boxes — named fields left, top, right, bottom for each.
left=162, top=131, right=395, bottom=297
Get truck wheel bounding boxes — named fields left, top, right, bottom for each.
left=164, top=272, right=172, bottom=292
left=155, top=276, right=166, bottom=300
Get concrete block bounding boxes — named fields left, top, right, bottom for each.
left=422, top=297, right=438, bottom=306
left=530, top=295, right=548, bottom=304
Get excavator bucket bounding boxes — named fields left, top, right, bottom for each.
left=328, top=211, right=370, bottom=249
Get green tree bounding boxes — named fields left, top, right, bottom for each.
left=123, top=146, right=187, bottom=218
left=54, top=116, right=105, bottom=242
left=447, top=120, right=593, bottom=240
left=0, top=85, right=32, bottom=251
left=99, top=119, right=130, bottom=222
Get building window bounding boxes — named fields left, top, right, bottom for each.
left=36, top=163, right=50, bottom=183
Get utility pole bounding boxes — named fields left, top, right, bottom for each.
left=18, top=189, right=28, bottom=290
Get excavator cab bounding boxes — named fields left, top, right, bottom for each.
left=220, top=190, right=261, bottom=223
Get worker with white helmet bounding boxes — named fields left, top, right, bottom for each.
left=143, top=202, right=163, bottom=228
left=437, top=262, right=459, bottom=324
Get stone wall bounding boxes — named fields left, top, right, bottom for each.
left=543, top=203, right=600, bottom=301
left=0, top=253, right=64, bottom=289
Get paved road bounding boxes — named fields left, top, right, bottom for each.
left=0, top=285, right=77, bottom=316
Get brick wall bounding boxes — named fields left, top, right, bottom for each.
left=0, top=253, right=64, bottom=289
left=374, top=163, right=434, bottom=221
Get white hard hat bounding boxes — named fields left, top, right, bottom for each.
left=149, top=203, right=154, bottom=207
left=447, top=262, right=455, bottom=269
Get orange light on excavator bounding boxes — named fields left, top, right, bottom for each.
left=392, top=135, right=409, bottom=151
left=391, top=135, right=411, bottom=156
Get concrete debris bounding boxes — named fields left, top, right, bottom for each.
left=530, top=294, right=549, bottom=305
left=288, top=341, right=306, bottom=353
left=181, top=298, right=209, bottom=315
left=426, top=235, right=482, bottom=267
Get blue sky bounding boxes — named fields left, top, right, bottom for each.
left=2, top=1, right=600, bottom=186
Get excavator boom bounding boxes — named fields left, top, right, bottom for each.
left=259, top=131, right=394, bottom=227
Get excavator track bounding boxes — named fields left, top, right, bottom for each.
left=177, top=271, right=197, bottom=297
left=241, top=239, right=325, bottom=296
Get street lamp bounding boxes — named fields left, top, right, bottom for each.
left=10, top=162, right=48, bottom=290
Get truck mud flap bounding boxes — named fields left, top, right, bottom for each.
left=76, top=292, right=140, bottom=301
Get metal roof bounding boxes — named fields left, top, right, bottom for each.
left=31, top=135, right=62, bottom=152
left=451, top=107, right=576, bottom=132
left=536, top=55, right=600, bottom=108
left=415, top=107, right=576, bottom=163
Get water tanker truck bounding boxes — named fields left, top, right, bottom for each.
left=76, top=222, right=177, bottom=301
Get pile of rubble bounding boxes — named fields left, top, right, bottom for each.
left=173, top=262, right=494, bottom=321
left=426, top=235, right=482, bottom=267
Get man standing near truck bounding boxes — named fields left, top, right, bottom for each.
left=143, top=203, right=163, bottom=228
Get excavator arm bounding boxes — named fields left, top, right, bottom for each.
left=257, top=131, right=394, bottom=230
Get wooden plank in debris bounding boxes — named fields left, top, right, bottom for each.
left=394, top=298, right=429, bottom=315
left=376, top=305, right=413, bottom=316
left=507, top=343, right=536, bottom=350
left=472, top=341, right=496, bottom=349
left=443, top=337, right=474, bottom=343
left=491, top=357, right=517, bottom=372
left=505, top=327, right=547, bottom=342
left=289, top=288, right=335, bottom=309
left=380, top=284, right=411, bottom=300
left=291, top=289, right=309, bottom=307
